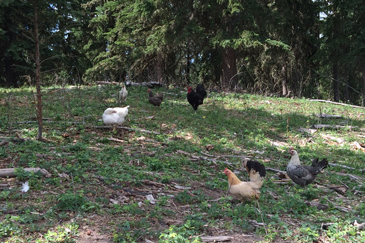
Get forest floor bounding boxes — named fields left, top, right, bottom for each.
left=0, top=84, right=365, bottom=242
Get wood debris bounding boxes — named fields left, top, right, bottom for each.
left=312, top=124, right=357, bottom=130
left=200, top=236, right=233, bottom=242
left=354, top=220, right=365, bottom=230
left=314, top=114, right=342, bottom=118
left=0, top=168, right=51, bottom=178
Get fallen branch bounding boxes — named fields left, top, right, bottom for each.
left=326, top=199, right=351, bottom=212
left=354, top=220, right=365, bottom=230
left=0, top=140, right=9, bottom=146
left=266, top=167, right=286, bottom=174
left=312, top=124, right=357, bottom=129
left=95, top=81, right=120, bottom=85
left=175, top=150, right=233, bottom=166
left=309, top=99, right=365, bottom=110
left=200, top=236, right=233, bottom=242
left=107, top=137, right=125, bottom=143
left=329, top=163, right=365, bottom=173
left=0, top=168, right=51, bottom=178
left=314, top=114, right=342, bottom=118
left=95, top=126, right=160, bottom=135
left=335, top=172, right=364, bottom=180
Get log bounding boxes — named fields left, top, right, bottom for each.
left=309, top=99, right=365, bottom=109
left=314, top=114, right=342, bottom=118
left=329, top=163, right=365, bottom=173
left=312, top=124, right=356, bottom=129
left=95, top=81, right=120, bottom=85
left=0, top=140, right=9, bottom=146
left=200, top=236, right=233, bottom=242
left=0, top=168, right=51, bottom=177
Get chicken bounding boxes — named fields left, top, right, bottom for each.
left=286, top=148, right=328, bottom=187
left=187, top=86, right=205, bottom=112
left=147, top=89, right=163, bottom=107
left=196, top=84, right=207, bottom=99
left=223, top=159, right=266, bottom=202
left=118, top=84, right=128, bottom=103
left=102, top=106, right=130, bottom=131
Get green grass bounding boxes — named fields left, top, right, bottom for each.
left=0, top=84, right=365, bottom=242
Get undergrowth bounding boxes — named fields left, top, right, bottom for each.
left=0, top=85, right=364, bottom=242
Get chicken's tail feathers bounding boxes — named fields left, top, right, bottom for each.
left=312, top=158, right=328, bottom=170
left=243, top=159, right=266, bottom=177
left=196, top=84, right=207, bottom=98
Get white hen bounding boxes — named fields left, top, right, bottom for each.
left=102, top=106, right=130, bottom=131
left=118, top=84, right=128, bottom=103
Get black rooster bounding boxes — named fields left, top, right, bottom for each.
left=187, top=84, right=207, bottom=112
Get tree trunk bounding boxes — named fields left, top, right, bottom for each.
left=282, top=64, right=288, bottom=96
left=186, top=44, right=190, bottom=85
left=332, top=62, right=339, bottom=102
left=156, top=53, right=163, bottom=83
left=222, top=46, right=237, bottom=90
left=34, top=0, right=43, bottom=141
left=345, top=71, right=350, bottom=103
left=362, top=60, right=365, bottom=106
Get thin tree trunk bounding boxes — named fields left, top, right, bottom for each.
left=222, top=46, right=237, bottom=90
left=333, top=62, right=339, bottom=102
left=221, top=15, right=237, bottom=90
left=362, top=60, right=365, bottom=106
left=34, top=0, right=43, bottom=141
left=186, top=44, right=190, bottom=85
left=156, top=53, right=163, bottom=83
left=282, top=64, right=287, bottom=96
left=345, top=71, right=350, bottom=103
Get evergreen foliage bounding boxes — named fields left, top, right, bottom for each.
left=0, top=0, right=365, bottom=104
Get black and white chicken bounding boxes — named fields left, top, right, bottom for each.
left=287, top=148, right=328, bottom=187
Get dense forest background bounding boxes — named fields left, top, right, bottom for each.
left=1, top=0, right=364, bottom=105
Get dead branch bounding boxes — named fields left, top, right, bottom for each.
left=326, top=199, right=351, bottom=212
left=95, top=126, right=160, bottom=135
left=354, top=220, right=365, bottom=230
left=297, top=127, right=317, bottom=134
left=0, top=168, right=51, bottom=177
left=175, top=150, right=233, bottom=166
left=312, top=124, right=357, bottom=129
left=200, top=236, right=234, bottom=242
left=329, top=163, right=365, bottom=173
left=107, top=137, right=125, bottom=143
left=95, top=81, right=120, bottom=85
left=266, top=167, right=286, bottom=174
left=335, top=172, right=364, bottom=180
left=314, top=114, right=342, bottom=118
left=309, top=99, right=365, bottom=110
left=0, top=140, right=9, bottom=146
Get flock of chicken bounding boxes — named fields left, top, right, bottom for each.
left=224, top=148, right=328, bottom=203
left=101, top=83, right=329, bottom=203
left=102, top=83, right=208, bottom=128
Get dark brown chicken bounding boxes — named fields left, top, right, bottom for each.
left=148, top=89, right=163, bottom=107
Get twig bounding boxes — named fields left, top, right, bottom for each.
left=314, top=114, right=342, bottom=118
left=309, top=99, right=365, bottom=109
left=176, top=150, right=233, bottom=166
left=256, top=200, right=268, bottom=235
left=266, top=167, right=286, bottom=173
left=329, top=163, right=365, bottom=173
left=107, top=137, right=125, bottom=143
left=95, top=126, right=160, bottom=135
left=312, top=124, right=357, bottom=129
left=0, top=168, right=51, bottom=177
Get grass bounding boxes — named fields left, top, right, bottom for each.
left=0, top=84, right=365, bottom=242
